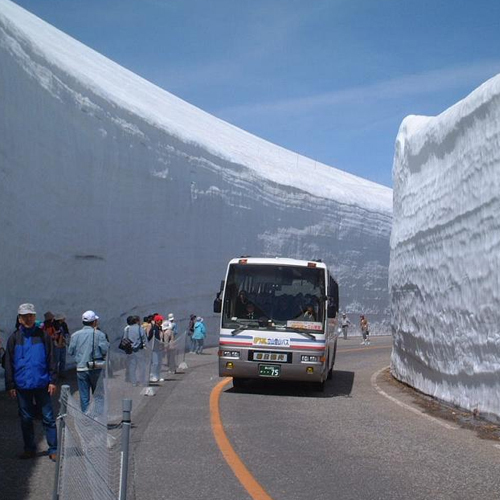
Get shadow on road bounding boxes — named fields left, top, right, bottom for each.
left=227, top=369, right=355, bottom=398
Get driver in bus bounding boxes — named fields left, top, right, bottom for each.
left=302, top=304, right=316, bottom=321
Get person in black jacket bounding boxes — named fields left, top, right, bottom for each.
left=4, top=303, right=57, bottom=461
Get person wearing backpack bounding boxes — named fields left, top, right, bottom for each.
left=4, top=303, right=58, bottom=461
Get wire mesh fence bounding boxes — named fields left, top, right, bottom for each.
left=53, top=324, right=202, bottom=499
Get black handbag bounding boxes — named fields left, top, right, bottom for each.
left=119, top=327, right=134, bottom=354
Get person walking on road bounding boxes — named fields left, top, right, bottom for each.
left=341, top=313, right=351, bottom=340
left=193, top=317, right=206, bottom=354
left=148, top=314, right=165, bottom=382
left=68, top=311, right=109, bottom=413
left=161, top=320, right=176, bottom=373
left=360, top=315, right=370, bottom=345
left=4, top=303, right=58, bottom=461
left=123, top=316, right=147, bottom=385
left=187, top=313, right=196, bottom=353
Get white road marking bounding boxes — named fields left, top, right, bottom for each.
left=371, top=366, right=458, bottom=431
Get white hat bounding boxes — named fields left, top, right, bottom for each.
left=168, top=313, right=175, bottom=321
left=161, top=320, right=173, bottom=331
left=18, top=303, right=36, bottom=315
left=82, top=310, right=99, bottom=322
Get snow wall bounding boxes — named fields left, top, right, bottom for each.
left=390, top=74, right=500, bottom=419
left=0, top=0, right=392, bottom=346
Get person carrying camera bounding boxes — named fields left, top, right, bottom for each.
left=68, top=310, right=109, bottom=413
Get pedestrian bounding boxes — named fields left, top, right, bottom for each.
left=192, top=317, right=206, bottom=354
left=188, top=314, right=196, bottom=353
left=161, top=320, right=176, bottom=373
left=123, top=316, right=147, bottom=385
left=42, top=311, right=56, bottom=338
left=68, top=311, right=109, bottom=413
left=341, top=313, right=351, bottom=340
left=148, top=314, right=165, bottom=382
left=3, top=304, right=58, bottom=461
left=53, top=314, right=68, bottom=377
left=167, top=313, right=179, bottom=337
left=360, top=315, right=370, bottom=345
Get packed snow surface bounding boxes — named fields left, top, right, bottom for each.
left=390, top=73, right=500, bottom=419
left=0, top=0, right=392, bottom=348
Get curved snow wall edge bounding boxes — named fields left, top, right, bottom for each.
left=0, top=15, right=391, bottom=345
left=390, top=75, right=500, bottom=419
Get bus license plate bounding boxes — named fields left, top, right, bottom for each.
left=259, top=364, right=281, bottom=377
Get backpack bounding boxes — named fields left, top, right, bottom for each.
left=0, top=347, right=6, bottom=370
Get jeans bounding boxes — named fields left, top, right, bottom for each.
left=54, top=347, right=66, bottom=374
left=16, top=388, right=57, bottom=454
left=194, top=338, right=204, bottom=354
left=127, top=353, right=146, bottom=384
left=342, top=326, right=348, bottom=340
left=76, top=370, right=103, bottom=413
left=150, top=350, right=164, bottom=379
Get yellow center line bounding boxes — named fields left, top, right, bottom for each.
left=210, top=378, right=274, bottom=500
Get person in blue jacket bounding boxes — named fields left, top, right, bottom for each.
left=4, top=303, right=58, bottom=461
left=192, top=317, right=206, bottom=354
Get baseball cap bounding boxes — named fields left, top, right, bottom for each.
left=82, top=310, right=99, bottom=322
left=18, top=303, right=36, bottom=315
left=168, top=313, right=175, bottom=321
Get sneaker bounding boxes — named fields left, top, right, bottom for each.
left=149, top=377, right=158, bottom=383
left=19, top=451, right=37, bottom=460
left=360, top=341, right=365, bottom=345
left=158, top=378, right=165, bottom=382
left=49, top=453, right=57, bottom=462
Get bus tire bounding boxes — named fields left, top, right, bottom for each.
left=327, top=364, right=333, bottom=380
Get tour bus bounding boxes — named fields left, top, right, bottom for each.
left=213, top=257, right=339, bottom=390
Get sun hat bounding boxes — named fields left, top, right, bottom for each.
left=44, top=311, right=55, bottom=321
left=54, top=313, right=66, bottom=321
left=168, top=313, right=175, bottom=321
left=82, top=310, right=99, bottom=322
left=153, top=314, right=164, bottom=322
left=18, top=303, right=36, bottom=315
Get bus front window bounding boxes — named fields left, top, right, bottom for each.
left=222, top=264, right=325, bottom=331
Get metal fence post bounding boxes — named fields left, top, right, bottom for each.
left=52, top=385, right=70, bottom=500
left=119, top=399, right=132, bottom=500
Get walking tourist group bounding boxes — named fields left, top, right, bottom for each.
left=1, top=303, right=206, bottom=462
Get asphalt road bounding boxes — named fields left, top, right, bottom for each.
left=133, top=336, right=500, bottom=500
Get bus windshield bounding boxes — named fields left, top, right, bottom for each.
left=222, top=264, right=326, bottom=332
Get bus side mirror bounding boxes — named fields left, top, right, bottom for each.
left=213, top=292, right=222, bottom=314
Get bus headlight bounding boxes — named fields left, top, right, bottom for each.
left=220, top=350, right=240, bottom=359
left=301, top=355, right=319, bottom=363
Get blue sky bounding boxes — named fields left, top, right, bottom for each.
left=12, top=0, right=500, bottom=187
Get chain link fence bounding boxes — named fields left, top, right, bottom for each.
left=53, top=326, right=197, bottom=499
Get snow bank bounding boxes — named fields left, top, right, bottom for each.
left=390, top=74, right=500, bottom=419
left=0, top=0, right=392, bottom=346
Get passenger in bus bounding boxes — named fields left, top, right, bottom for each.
left=235, top=291, right=249, bottom=317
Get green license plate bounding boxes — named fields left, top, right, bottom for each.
left=259, top=364, right=281, bottom=377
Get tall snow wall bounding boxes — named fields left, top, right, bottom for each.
left=390, top=74, right=500, bottom=419
left=0, top=0, right=392, bottom=343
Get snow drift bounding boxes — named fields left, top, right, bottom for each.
left=390, top=74, right=500, bottom=419
left=0, top=0, right=392, bottom=346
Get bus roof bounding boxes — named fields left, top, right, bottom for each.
left=228, top=257, right=327, bottom=269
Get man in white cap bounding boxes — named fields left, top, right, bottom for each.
left=167, top=312, right=178, bottom=337
left=4, top=304, right=58, bottom=461
left=68, top=311, right=109, bottom=413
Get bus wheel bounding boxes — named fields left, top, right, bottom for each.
left=327, top=364, right=333, bottom=380
left=232, top=377, right=247, bottom=391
